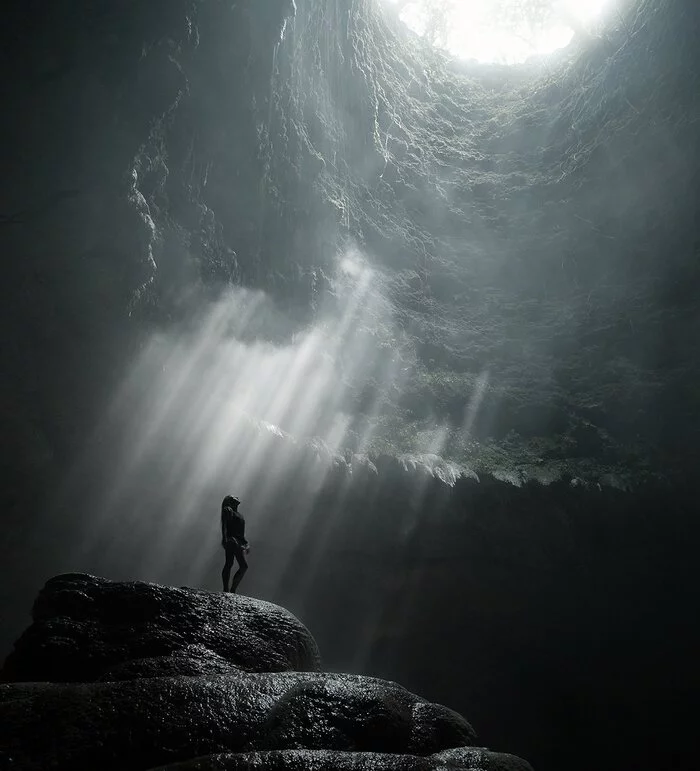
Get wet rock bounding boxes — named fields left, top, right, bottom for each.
left=1, top=573, right=321, bottom=682
left=99, top=643, right=244, bottom=681
left=149, top=747, right=533, bottom=770
left=0, top=574, right=532, bottom=771
left=248, top=676, right=475, bottom=754
left=0, top=672, right=475, bottom=770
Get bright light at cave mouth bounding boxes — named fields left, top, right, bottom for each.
left=385, top=0, right=612, bottom=64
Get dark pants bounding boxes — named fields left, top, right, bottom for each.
left=222, top=540, right=248, bottom=593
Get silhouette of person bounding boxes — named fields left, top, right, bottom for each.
left=221, top=495, right=249, bottom=593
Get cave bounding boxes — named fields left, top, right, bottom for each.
left=1, top=1, right=699, bottom=769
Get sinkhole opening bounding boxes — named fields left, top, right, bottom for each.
left=383, top=0, right=616, bottom=64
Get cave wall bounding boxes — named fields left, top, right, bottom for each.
left=260, top=0, right=700, bottom=475
left=3, top=0, right=699, bottom=495
left=0, top=0, right=292, bottom=501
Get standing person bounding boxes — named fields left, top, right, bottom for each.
left=221, top=495, right=249, bottom=593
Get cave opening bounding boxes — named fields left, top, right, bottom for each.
left=1, top=1, right=699, bottom=770
left=383, top=0, right=617, bottom=63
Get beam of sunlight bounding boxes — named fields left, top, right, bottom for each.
left=71, top=246, right=492, bottom=599
left=72, top=250, right=406, bottom=587
left=462, top=369, right=490, bottom=436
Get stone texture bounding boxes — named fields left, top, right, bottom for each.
left=1, top=573, right=321, bottom=682
left=99, top=643, right=246, bottom=681
left=0, top=574, right=534, bottom=771
left=0, top=672, right=476, bottom=769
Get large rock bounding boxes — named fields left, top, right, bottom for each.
left=0, top=673, right=477, bottom=770
left=0, top=574, right=531, bottom=771
left=1, top=573, right=321, bottom=681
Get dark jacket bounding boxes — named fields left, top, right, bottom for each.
left=221, top=506, right=247, bottom=547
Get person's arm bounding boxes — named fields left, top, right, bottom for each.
left=221, top=508, right=228, bottom=545
left=240, top=515, right=249, bottom=549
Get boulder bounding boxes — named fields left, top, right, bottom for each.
left=0, top=673, right=477, bottom=770
left=0, top=574, right=531, bottom=771
left=1, top=573, right=321, bottom=682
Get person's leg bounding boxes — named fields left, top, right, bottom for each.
left=222, top=546, right=234, bottom=592
left=229, top=546, right=248, bottom=593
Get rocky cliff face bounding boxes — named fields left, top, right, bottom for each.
left=0, top=573, right=530, bottom=771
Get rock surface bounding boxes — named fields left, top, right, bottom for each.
left=0, top=574, right=532, bottom=771
left=1, top=573, right=321, bottom=682
left=0, top=673, right=477, bottom=769
left=151, top=748, right=533, bottom=770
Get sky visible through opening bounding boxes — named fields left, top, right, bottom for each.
left=385, top=0, right=613, bottom=64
